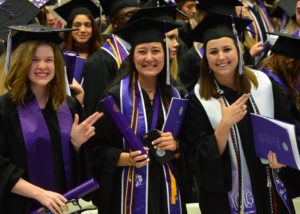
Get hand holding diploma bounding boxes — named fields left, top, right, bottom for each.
left=268, top=151, right=286, bottom=169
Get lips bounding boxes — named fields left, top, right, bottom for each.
left=34, top=72, right=49, bottom=77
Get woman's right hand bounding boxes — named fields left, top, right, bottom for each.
left=219, top=93, right=250, bottom=127
left=128, top=149, right=149, bottom=168
left=34, top=190, right=68, bottom=214
left=11, top=178, right=68, bottom=214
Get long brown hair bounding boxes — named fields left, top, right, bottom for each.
left=5, top=41, right=66, bottom=110
left=261, top=54, right=300, bottom=108
left=199, top=40, right=258, bottom=100
left=63, top=13, right=102, bottom=57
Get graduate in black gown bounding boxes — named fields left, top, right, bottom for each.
left=0, top=25, right=102, bottom=214
left=182, top=13, right=300, bottom=214
left=89, top=18, right=187, bottom=214
left=82, top=0, right=140, bottom=115
left=260, top=33, right=300, bottom=110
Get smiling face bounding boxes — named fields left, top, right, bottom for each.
left=28, top=44, right=55, bottom=91
left=71, top=14, right=93, bottom=45
left=206, top=37, right=238, bottom=82
left=133, top=42, right=165, bottom=80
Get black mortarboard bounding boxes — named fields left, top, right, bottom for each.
left=190, top=13, right=251, bottom=44
left=128, top=4, right=177, bottom=23
left=197, top=0, right=242, bottom=15
left=101, top=0, right=140, bottom=16
left=272, top=0, right=296, bottom=19
left=191, top=13, right=251, bottom=75
left=0, top=0, right=41, bottom=42
left=269, top=32, right=300, bottom=59
left=7, top=24, right=73, bottom=45
left=4, top=24, right=73, bottom=73
left=115, top=17, right=180, bottom=46
left=54, top=0, right=99, bottom=22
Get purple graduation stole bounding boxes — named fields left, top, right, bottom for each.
left=17, top=98, right=74, bottom=192
left=101, top=34, right=129, bottom=70
left=243, top=0, right=274, bottom=43
left=120, top=75, right=182, bottom=214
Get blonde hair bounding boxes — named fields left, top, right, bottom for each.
left=5, top=41, right=66, bottom=110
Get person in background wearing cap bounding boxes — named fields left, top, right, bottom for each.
left=270, top=0, right=298, bottom=34
left=0, top=24, right=103, bottom=214
left=182, top=13, right=300, bottom=213
left=238, top=0, right=274, bottom=67
left=89, top=17, right=186, bottom=214
left=260, top=33, right=300, bottom=110
left=82, top=0, right=140, bottom=116
left=54, top=0, right=102, bottom=59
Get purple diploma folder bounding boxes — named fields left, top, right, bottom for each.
left=162, top=97, right=188, bottom=138
left=31, top=179, right=99, bottom=214
left=101, top=96, right=147, bottom=154
left=251, top=113, right=300, bottom=170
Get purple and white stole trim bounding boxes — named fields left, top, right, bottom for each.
left=120, top=75, right=182, bottom=214
left=17, top=98, right=74, bottom=191
left=193, top=70, right=273, bottom=213
left=101, top=34, right=129, bottom=69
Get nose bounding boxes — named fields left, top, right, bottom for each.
left=145, top=52, right=153, bottom=62
left=38, top=60, right=47, bottom=69
left=218, top=51, right=226, bottom=60
left=79, top=25, right=87, bottom=32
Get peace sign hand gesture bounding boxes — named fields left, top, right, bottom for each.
left=71, top=112, right=103, bottom=151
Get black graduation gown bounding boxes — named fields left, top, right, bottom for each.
left=179, top=47, right=201, bottom=93
left=89, top=83, right=186, bottom=214
left=82, top=49, right=124, bottom=116
left=182, top=81, right=300, bottom=214
left=0, top=94, right=87, bottom=213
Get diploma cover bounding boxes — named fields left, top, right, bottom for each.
left=251, top=113, right=300, bottom=170
left=162, top=97, right=189, bottom=137
left=101, top=95, right=147, bottom=154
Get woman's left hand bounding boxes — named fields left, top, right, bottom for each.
left=152, top=131, right=177, bottom=152
left=71, top=112, right=103, bottom=151
left=268, top=151, right=286, bottom=169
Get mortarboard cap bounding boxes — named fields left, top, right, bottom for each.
left=7, top=24, right=73, bottom=45
left=268, top=32, right=300, bottom=59
left=115, top=17, right=180, bottom=47
left=190, top=13, right=251, bottom=45
left=29, top=0, right=50, bottom=8
left=272, top=0, right=297, bottom=19
left=54, top=0, right=99, bottom=22
left=128, top=4, right=177, bottom=23
left=197, top=0, right=242, bottom=15
left=0, top=0, right=41, bottom=42
left=100, top=0, right=140, bottom=16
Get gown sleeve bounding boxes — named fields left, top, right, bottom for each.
left=0, top=94, right=24, bottom=199
left=181, top=92, right=231, bottom=192
left=271, top=80, right=300, bottom=198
